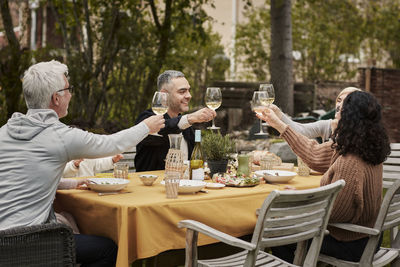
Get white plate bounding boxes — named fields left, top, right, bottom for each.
left=206, top=182, right=225, bottom=189
left=88, top=178, right=130, bottom=192
left=161, top=180, right=206, bottom=193
left=255, top=170, right=297, bottom=183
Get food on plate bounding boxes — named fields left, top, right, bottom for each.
left=212, top=173, right=260, bottom=187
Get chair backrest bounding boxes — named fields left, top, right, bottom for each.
left=0, top=223, right=76, bottom=267
left=383, top=143, right=400, bottom=186
left=359, top=179, right=400, bottom=265
left=249, top=180, right=345, bottom=266
left=121, top=147, right=137, bottom=171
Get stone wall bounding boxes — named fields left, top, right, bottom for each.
left=359, top=67, right=400, bottom=142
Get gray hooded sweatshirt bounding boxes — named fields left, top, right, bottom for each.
left=0, top=109, right=149, bottom=230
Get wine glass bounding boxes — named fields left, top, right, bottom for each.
left=251, top=91, right=269, bottom=136
left=205, top=87, right=222, bottom=130
left=151, top=91, right=169, bottom=136
left=259, top=84, right=275, bottom=126
left=259, top=84, right=275, bottom=105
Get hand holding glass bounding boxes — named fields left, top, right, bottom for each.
left=151, top=91, right=169, bottom=136
left=205, top=87, right=222, bottom=130
left=251, top=91, right=269, bottom=136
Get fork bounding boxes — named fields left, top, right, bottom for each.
left=98, top=191, right=131, bottom=196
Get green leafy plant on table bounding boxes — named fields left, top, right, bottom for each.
left=202, top=131, right=236, bottom=176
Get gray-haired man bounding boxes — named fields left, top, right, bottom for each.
left=135, top=70, right=216, bottom=171
left=0, top=60, right=165, bottom=266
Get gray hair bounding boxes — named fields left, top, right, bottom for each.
left=157, top=70, right=185, bottom=91
left=22, top=60, right=68, bottom=109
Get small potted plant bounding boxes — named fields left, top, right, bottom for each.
left=201, top=130, right=236, bottom=177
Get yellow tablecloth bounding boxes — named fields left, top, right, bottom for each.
left=54, top=171, right=322, bottom=267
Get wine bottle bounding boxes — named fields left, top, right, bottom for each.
left=190, top=130, right=204, bottom=180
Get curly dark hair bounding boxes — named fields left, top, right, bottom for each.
left=331, top=91, right=390, bottom=165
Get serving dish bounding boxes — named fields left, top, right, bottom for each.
left=88, top=178, right=130, bottom=192
left=255, top=170, right=297, bottom=183
left=160, top=180, right=206, bottom=193
left=205, top=182, right=225, bottom=189
left=139, top=174, right=158, bottom=186
left=213, top=173, right=260, bottom=187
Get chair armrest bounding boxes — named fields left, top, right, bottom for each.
left=383, top=180, right=394, bottom=189
left=178, top=220, right=256, bottom=251
left=329, top=223, right=380, bottom=236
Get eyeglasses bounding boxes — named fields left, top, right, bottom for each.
left=57, top=85, right=74, bottom=94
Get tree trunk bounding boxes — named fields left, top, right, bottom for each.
left=270, top=0, right=294, bottom=115
left=140, top=0, right=173, bottom=112
left=0, top=0, right=24, bottom=119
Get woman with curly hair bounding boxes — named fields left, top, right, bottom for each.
left=257, top=91, right=391, bottom=263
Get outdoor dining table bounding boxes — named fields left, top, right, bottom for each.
left=54, top=170, right=323, bottom=267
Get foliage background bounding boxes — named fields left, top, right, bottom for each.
left=0, top=0, right=229, bottom=131
left=235, top=0, right=400, bottom=83
left=1, top=0, right=400, bottom=130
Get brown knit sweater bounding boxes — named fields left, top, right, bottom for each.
left=281, top=127, right=382, bottom=241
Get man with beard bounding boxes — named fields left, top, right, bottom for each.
left=135, top=70, right=216, bottom=171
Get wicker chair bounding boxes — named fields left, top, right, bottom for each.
left=0, top=223, right=76, bottom=267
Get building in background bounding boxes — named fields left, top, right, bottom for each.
left=204, top=0, right=264, bottom=81
left=0, top=0, right=62, bottom=50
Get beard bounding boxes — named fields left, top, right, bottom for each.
left=169, top=100, right=188, bottom=114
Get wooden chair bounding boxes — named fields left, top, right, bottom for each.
left=121, top=147, right=137, bottom=172
left=0, top=223, right=76, bottom=267
left=318, top=179, right=400, bottom=267
left=382, top=143, right=400, bottom=246
left=383, top=143, right=400, bottom=188
left=178, top=180, right=345, bottom=267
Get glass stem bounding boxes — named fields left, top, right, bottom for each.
left=259, top=119, right=264, bottom=133
left=212, top=118, right=216, bottom=127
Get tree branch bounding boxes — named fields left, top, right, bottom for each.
left=149, top=0, right=161, bottom=30
left=0, top=0, right=20, bottom=51
left=83, top=0, right=93, bottom=67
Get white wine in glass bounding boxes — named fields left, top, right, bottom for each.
left=151, top=91, right=169, bottom=136
left=260, top=97, right=275, bottom=106
left=205, top=87, right=222, bottom=130
left=205, top=101, right=221, bottom=110
left=259, top=84, right=275, bottom=106
left=251, top=91, right=268, bottom=136
left=152, top=106, right=168, bottom=115
left=259, top=84, right=275, bottom=126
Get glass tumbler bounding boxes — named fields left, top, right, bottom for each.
left=113, top=163, right=129, bottom=179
